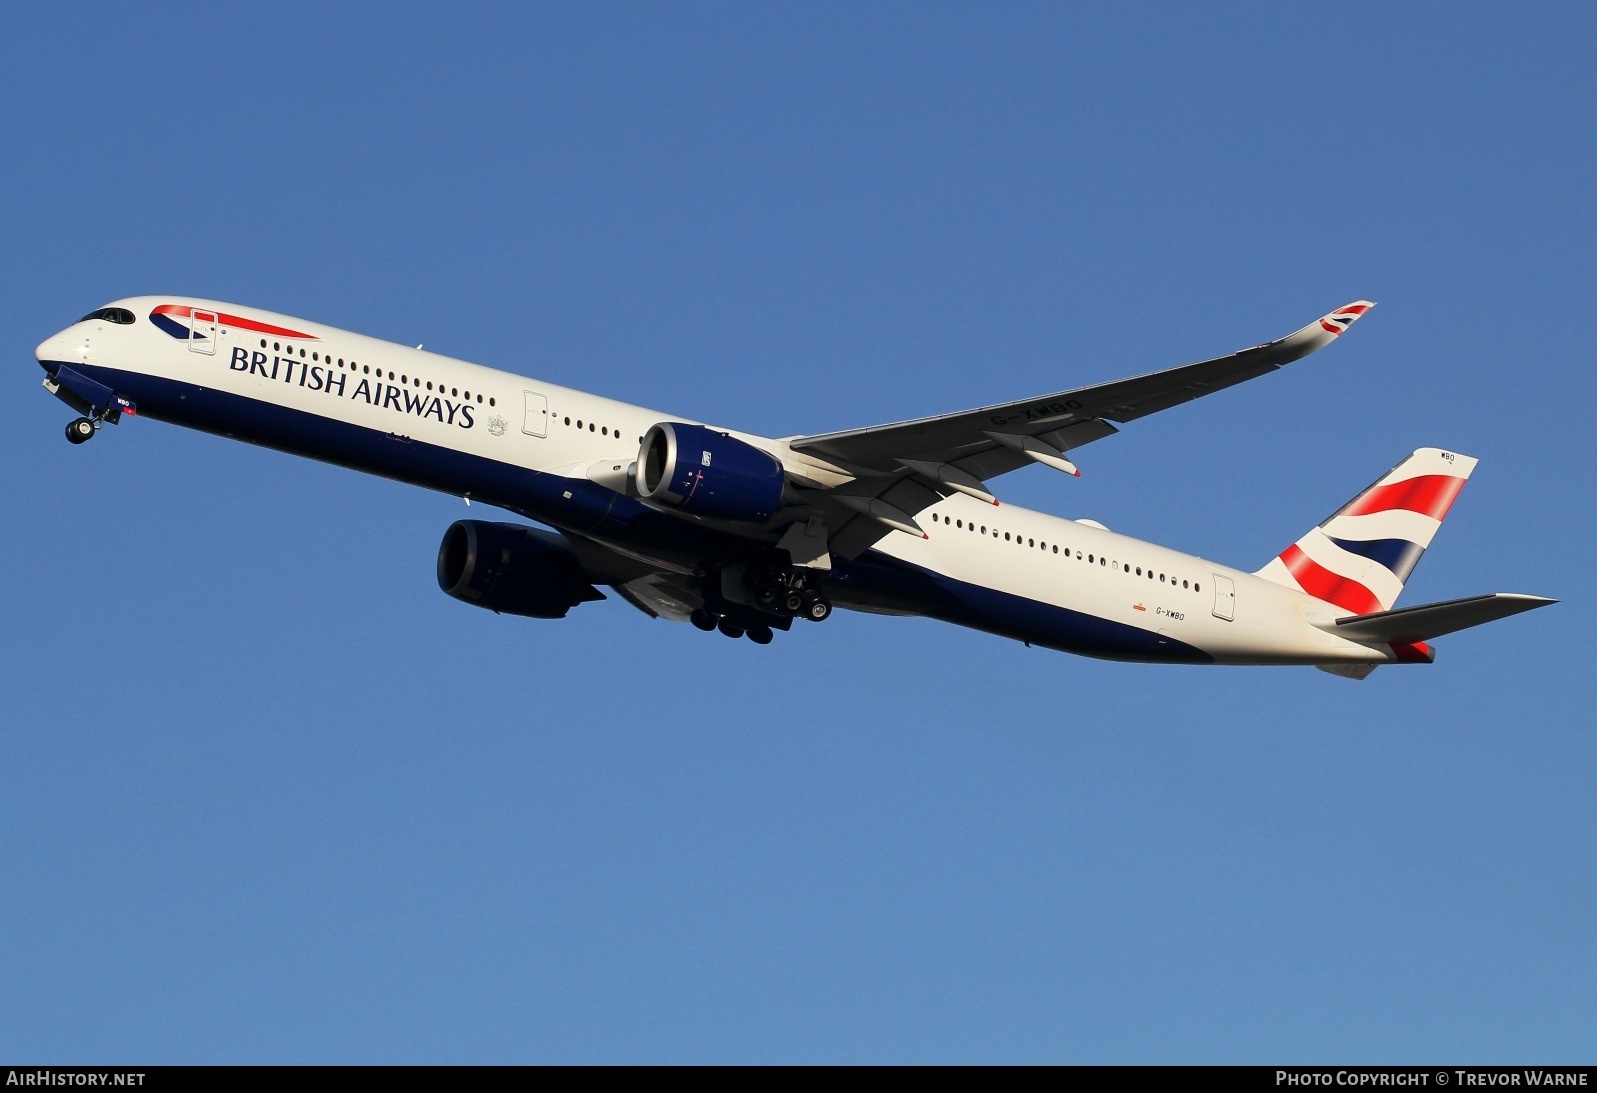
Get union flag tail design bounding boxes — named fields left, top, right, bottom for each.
left=1254, top=448, right=1477, bottom=615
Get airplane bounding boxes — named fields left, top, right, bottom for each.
left=35, top=297, right=1553, bottom=678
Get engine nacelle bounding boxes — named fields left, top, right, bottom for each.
left=636, top=422, right=785, bottom=522
left=436, top=521, right=606, bottom=619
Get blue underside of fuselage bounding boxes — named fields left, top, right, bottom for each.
left=41, top=360, right=1211, bottom=663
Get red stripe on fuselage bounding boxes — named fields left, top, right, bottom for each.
left=152, top=304, right=317, bottom=341
left=1279, top=544, right=1384, bottom=615
left=1340, top=474, right=1465, bottom=521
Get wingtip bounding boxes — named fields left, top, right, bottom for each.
left=1316, top=300, right=1375, bottom=337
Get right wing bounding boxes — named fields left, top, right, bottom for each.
left=784, top=301, right=1375, bottom=559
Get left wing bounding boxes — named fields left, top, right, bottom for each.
left=783, top=302, right=1373, bottom=559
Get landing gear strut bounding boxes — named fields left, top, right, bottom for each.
left=65, top=417, right=96, bottom=444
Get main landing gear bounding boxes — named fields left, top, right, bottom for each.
left=65, top=417, right=97, bottom=445
left=745, top=562, right=832, bottom=622
left=690, top=609, right=776, bottom=645
left=689, top=561, right=833, bottom=645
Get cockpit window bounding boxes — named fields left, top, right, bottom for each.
left=80, top=307, right=136, bottom=325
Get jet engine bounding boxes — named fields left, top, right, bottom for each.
left=635, top=422, right=786, bottom=522
left=436, top=521, right=606, bottom=619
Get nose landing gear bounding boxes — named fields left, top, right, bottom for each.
left=65, top=417, right=96, bottom=444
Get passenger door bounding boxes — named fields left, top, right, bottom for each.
left=1211, top=574, right=1236, bottom=621
left=190, top=309, right=218, bottom=355
left=522, top=391, right=548, bottom=438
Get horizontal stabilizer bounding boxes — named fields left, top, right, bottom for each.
left=1322, top=593, right=1556, bottom=644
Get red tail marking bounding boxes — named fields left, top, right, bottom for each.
left=1340, top=475, right=1466, bottom=522
left=1390, top=641, right=1435, bottom=664
left=1279, top=544, right=1383, bottom=615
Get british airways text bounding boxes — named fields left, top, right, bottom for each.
left=229, top=348, right=476, bottom=429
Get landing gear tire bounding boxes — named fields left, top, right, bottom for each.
left=717, top=620, right=745, bottom=639
left=746, top=625, right=773, bottom=645
left=806, top=598, right=832, bottom=622
left=66, top=418, right=95, bottom=444
left=690, top=609, right=718, bottom=632
left=782, top=590, right=805, bottom=613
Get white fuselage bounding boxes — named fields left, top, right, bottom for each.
left=36, top=296, right=1396, bottom=668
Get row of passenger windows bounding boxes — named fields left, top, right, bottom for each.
left=260, top=338, right=496, bottom=406
left=927, top=512, right=1201, bottom=592
left=556, top=414, right=638, bottom=443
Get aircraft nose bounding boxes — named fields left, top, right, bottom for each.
left=36, top=329, right=86, bottom=374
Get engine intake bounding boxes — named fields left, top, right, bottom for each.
left=636, top=422, right=785, bottom=522
left=436, top=521, right=605, bottom=619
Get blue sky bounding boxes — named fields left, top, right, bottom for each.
left=1, top=3, right=1591, bottom=1063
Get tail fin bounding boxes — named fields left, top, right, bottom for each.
left=1255, top=448, right=1477, bottom=614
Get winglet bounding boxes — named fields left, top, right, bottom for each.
left=1317, top=300, right=1376, bottom=336
left=1273, top=300, right=1376, bottom=360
